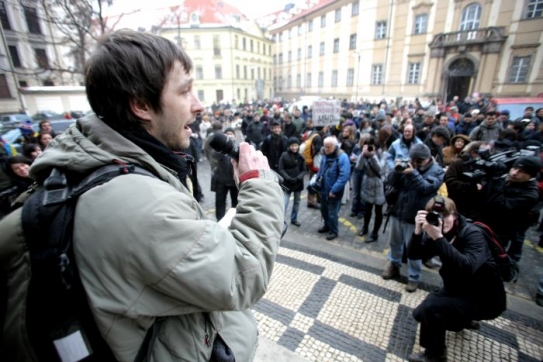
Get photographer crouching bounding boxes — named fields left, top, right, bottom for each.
left=407, top=196, right=506, bottom=362
left=480, top=156, right=541, bottom=263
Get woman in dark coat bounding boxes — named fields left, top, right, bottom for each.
left=278, top=137, right=306, bottom=226
left=407, top=196, right=506, bottom=362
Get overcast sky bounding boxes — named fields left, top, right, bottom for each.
left=108, top=0, right=296, bottom=19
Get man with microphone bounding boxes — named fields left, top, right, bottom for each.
left=10, top=29, right=284, bottom=361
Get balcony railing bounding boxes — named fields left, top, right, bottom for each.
left=430, top=27, right=507, bottom=49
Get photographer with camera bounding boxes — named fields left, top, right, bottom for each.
left=387, top=124, right=423, bottom=171
left=407, top=196, right=506, bottom=362
left=481, top=156, right=541, bottom=263
left=356, top=136, right=386, bottom=242
left=381, top=144, right=444, bottom=292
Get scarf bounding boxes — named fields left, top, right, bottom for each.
left=119, top=127, right=192, bottom=188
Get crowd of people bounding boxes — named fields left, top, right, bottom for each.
left=1, top=27, right=542, bottom=361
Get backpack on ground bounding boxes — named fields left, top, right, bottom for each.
left=300, top=132, right=318, bottom=167
left=472, top=221, right=519, bottom=283
left=1, top=162, right=157, bottom=362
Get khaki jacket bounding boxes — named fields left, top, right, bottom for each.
left=0, top=114, right=284, bottom=362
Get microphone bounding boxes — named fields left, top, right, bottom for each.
left=209, top=132, right=239, bottom=160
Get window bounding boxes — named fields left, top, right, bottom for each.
left=321, top=15, right=326, bottom=27
left=35, top=48, right=49, bottom=69
left=244, top=65, right=247, bottom=79
left=318, top=72, right=324, bottom=87
left=414, top=14, right=428, bottom=34
left=333, top=38, right=340, bottom=53
left=236, top=65, right=240, bottom=79
left=278, top=76, right=283, bottom=90
left=235, top=35, right=239, bottom=49
left=372, top=64, right=383, bottom=85
left=298, top=25, right=303, bottom=35
left=279, top=33, right=283, bottom=42
left=509, top=56, right=531, bottom=83
left=460, top=3, right=481, bottom=31
left=346, top=68, right=354, bottom=86
left=306, top=73, right=312, bottom=88
left=273, top=55, right=277, bottom=64
left=331, top=70, right=338, bottom=87
left=269, top=68, right=271, bottom=80
left=0, top=1, right=11, bottom=30
left=237, top=88, right=240, bottom=100
left=287, top=75, right=292, bottom=88
left=407, top=62, right=421, bottom=84
left=308, top=45, right=312, bottom=58
left=251, top=68, right=254, bottom=79
left=24, top=6, right=41, bottom=34
left=349, top=34, right=357, bottom=50
left=352, top=1, right=359, bottom=16
left=335, top=9, right=341, bottom=22
left=250, top=39, right=254, bottom=52
left=196, top=66, right=203, bottom=80
left=297, top=48, right=301, bottom=60
left=194, top=36, right=201, bottom=49
left=8, top=45, right=21, bottom=67
left=43, top=80, right=54, bottom=86
left=269, top=45, right=271, bottom=54
left=262, top=43, right=265, bottom=55
left=242, top=38, right=246, bottom=50
left=526, top=0, right=543, bottom=18
left=308, top=19, right=313, bottom=32
left=289, top=29, right=293, bottom=39
left=197, top=90, right=204, bottom=101
left=213, top=36, right=221, bottom=56
left=257, top=67, right=261, bottom=79
left=279, top=53, right=283, bottom=63
left=296, top=74, right=301, bottom=87
left=375, top=21, right=387, bottom=39
left=19, top=80, right=28, bottom=87
left=0, top=74, right=11, bottom=98
left=215, top=66, right=222, bottom=79
left=319, top=42, right=325, bottom=56
left=288, top=51, right=292, bottom=62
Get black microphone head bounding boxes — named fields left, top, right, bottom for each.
left=209, top=132, right=239, bottom=160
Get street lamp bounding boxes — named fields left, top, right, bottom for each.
left=355, top=51, right=361, bottom=103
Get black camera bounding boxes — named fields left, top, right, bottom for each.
left=463, top=146, right=540, bottom=182
left=425, top=211, right=442, bottom=226
left=394, top=159, right=410, bottom=173
left=425, top=196, right=446, bottom=226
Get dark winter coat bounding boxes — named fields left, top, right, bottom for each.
left=261, top=134, right=288, bottom=171
left=444, top=158, right=483, bottom=221
left=278, top=150, right=306, bottom=192
left=246, top=121, right=267, bottom=146
left=283, top=122, right=298, bottom=139
left=389, top=161, right=444, bottom=223
left=455, top=120, right=477, bottom=136
left=408, top=215, right=506, bottom=320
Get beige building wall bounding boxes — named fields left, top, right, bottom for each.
left=160, top=24, right=273, bottom=106
left=270, top=0, right=543, bottom=102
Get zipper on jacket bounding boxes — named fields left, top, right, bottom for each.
left=204, top=313, right=211, bottom=347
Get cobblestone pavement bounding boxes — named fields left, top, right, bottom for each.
left=195, top=156, right=543, bottom=362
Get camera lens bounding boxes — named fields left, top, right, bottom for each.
left=425, top=212, right=441, bottom=226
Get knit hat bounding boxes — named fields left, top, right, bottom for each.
left=288, top=137, right=300, bottom=146
left=271, top=119, right=281, bottom=127
left=409, top=144, right=431, bottom=160
left=431, top=126, right=451, bottom=140
left=512, top=156, right=542, bottom=177
left=223, top=127, right=235, bottom=135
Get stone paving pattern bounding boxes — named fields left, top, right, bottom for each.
left=195, top=156, right=543, bottom=362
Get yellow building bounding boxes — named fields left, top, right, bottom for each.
left=269, top=0, right=543, bottom=102
left=155, top=1, right=274, bottom=106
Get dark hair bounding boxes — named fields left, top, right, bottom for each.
left=85, top=29, right=193, bottom=131
left=486, top=111, right=497, bottom=117
left=8, top=155, right=32, bottom=166
left=39, top=120, right=50, bottom=130
left=23, top=143, right=40, bottom=159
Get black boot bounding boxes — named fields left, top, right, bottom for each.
left=408, top=347, right=447, bottom=362
left=365, top=233, right=378, bottom=243
left=358, top=227, right=368, bottom=236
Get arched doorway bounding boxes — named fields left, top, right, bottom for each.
left=446, top=58, right=475, bottom=102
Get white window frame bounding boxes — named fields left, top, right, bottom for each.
left=460, top=3, right=481, bottom=31
left=413, top=14, right=428, bottom=34
left=526, top=0, right=543, bottom=18
left=407, top=62, right=421, bottom=84
left=349, top=34, right=357, bottom=50
left=331, top=70, right=338, bottom=87
left=346, top=68, right=354, bottom=86
left=372, top=64, right=383, bottom=85
left=333, top=38, right=339, bottom=53
left=508, top=56, right=531, bottom=83
left=318, top=71, right=324, bottom=87
left=375, top=21, right=387, bottom=39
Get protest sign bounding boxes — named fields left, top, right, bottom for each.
left=312, top=100, right=341, bottom=126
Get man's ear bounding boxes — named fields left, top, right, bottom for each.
left=129, top=98, right=153, bottom=123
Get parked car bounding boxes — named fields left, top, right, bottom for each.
left=1, top=114, right=32, bottom=125
left=31, top=111, right=63, bottom=122
left=1, top=120, right=74, bottom=154
left=492, top=97, right=543, bottom=120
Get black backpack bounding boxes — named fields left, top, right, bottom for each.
left=472, top=221, right=519, bottom=283
left=1, top=162, right=157, bottom=362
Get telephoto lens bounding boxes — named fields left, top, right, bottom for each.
left=425, top=211, right=442, bottom=226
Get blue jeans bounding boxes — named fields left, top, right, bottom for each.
left=351, top=169, right=365, bottom=215
left=388, top=216, right=422, bottom=282
left=320, top=194, right=341, bottom=235
left=284, top=191, right=301, bottom=221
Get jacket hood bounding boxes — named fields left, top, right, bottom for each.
left=449, top=134, right=470, bottom=146
left=30, top=113, right=180, bottom=186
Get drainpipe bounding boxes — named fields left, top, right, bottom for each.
left=382, top=0, right=393, bottom=96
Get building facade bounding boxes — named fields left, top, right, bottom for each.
left=269, top=0, right=543, bottom=102
left=0, top=0, right=78, bottom=114
left=160, top=23, right=274, bottom=106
